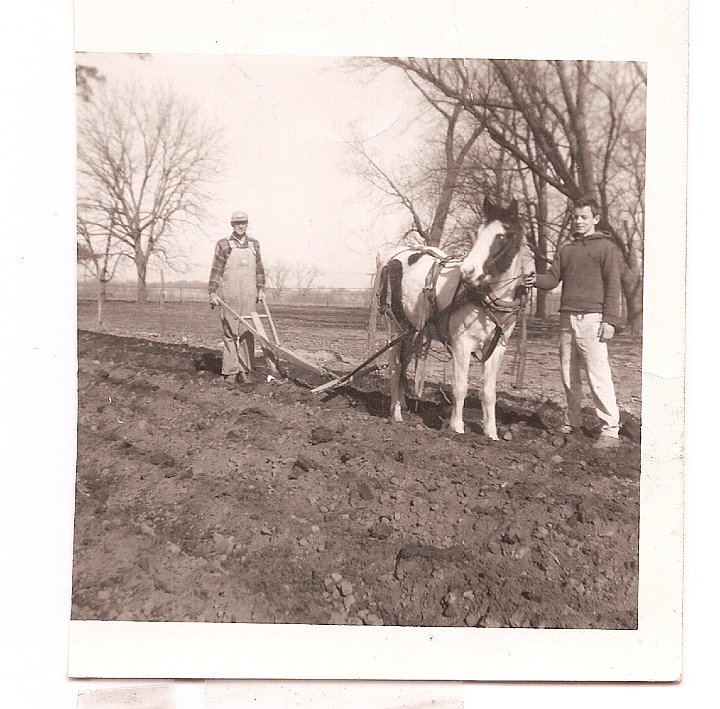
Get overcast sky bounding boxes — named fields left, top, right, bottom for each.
left=78, top=53, right=430, bottom=288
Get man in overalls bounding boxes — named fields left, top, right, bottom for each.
left=208, top=210, right=266, bottom=383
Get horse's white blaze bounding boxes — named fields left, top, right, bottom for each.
left=459, top=219, right=504, bottom=286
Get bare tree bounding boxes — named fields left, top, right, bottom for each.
left=348, top=59, right=484, bottom=249
left=293, top=264, right=322, bottom=295
left=77, top=84, right=224, bottom=301
left=76, top=65, right=105, bottom=102
left=265, top=258, right=292, bottom=297
left=370, top=59, right=646, bottom=331
left=77, top=213, right=128, bottom=324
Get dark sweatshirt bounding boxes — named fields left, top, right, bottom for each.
left=535, top=232, right=624, bottom=328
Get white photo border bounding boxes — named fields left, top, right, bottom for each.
left=68, top=0, right=687, bottom=681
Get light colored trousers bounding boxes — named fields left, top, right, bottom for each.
left=559, top=312, right=620, bottom=437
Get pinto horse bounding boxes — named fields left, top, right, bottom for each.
left=381, top=197, right=527, bottom=439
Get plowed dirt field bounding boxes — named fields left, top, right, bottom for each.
left=73, top=302, right=641, bottom=628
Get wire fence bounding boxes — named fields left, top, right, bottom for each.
left=77, top=282, right=375, bottom=308
left=77, top=281, right=564, bottom=316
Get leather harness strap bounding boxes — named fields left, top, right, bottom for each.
left=430, top=272, right=526, bottom=365
left=470, top=288, right=527, bottom=363
left=383, top=248, right=526, bottom=373
left=418, top=257, right=448, bottom=329
left=413, top=256, right=451, bottom=397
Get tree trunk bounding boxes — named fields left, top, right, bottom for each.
left=97, top=277, right=106, bottom=325
left=622, top=267, right=643, bottom=335
left=572, top=63, right=597, bottom=198
left=515, top=298, right=528, bottom=388
left=624, top=229, right=644, bottom=334
left=426, top=115, right=481, bottom=248
left=427, top=183, right=454, bottom=247
left=135, top=251, right=149, bottom=302
left=136, top=278, right=148, bottom=303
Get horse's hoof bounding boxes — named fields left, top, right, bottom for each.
left=449, top=425, right=465, bottom=435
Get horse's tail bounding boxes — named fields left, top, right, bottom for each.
left=378, top=259, right=413, bottom=331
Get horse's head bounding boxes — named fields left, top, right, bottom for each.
left=460, top=196, right=524, bottom=289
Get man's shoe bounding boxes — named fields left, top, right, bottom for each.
left=223, top=374, right=237, bottom=383
left=593, top=436, right=620, bottom=450
left=236, top=372, right=251, bottom=384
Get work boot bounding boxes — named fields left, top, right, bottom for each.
left=223, top=374, right=237, bottom=383
left=236, top=371, right=251, bottom=385
left=593, top=436, right=620, bottom=450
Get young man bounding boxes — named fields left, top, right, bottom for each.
left=208, top=210, right=266, bottom=384
left=525, top=197, right=624, bottom=449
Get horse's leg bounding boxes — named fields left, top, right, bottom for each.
left=449, top=335, right=472, bottom=434
left=389, top=337, right=413, bottom=422
left=388, top=340, right=404, bottom=422
left=399, top=338, right=413, bottom=408
left=481, top=344, right=507, bottom=440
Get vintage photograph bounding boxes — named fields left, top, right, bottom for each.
left=73, top=54, right=645, bottom=633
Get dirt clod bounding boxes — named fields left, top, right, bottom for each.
left=310, top=426, right=334, bottom=444
left=148, top=451, right=175, bottom=468
left=292, top=455, right=321, bottom=475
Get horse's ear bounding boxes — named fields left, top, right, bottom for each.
left=508, top=199, right=519, bottom=222
left=483, top=195, right=496, bottom=218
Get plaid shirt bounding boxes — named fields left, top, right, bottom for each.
left=208, top=236, right=266, bottom=294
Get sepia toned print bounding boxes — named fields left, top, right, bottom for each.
left=73, top=54, right=644, bottom=632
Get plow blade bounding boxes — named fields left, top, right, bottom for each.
left=311, top=331, right=412, bottom=394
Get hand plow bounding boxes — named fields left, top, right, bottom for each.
left=215, top=297, right=410, bottom=394
left=215, top=297, right=331, bottom=382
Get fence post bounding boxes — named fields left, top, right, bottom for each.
left=160, top=270, right=165, bottom=336
left=515, top=296, right=528, bottom=389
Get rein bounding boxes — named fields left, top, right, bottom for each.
left=473, top=274, right=526, bottom=313
left=461, top=274, right=527, bottom=363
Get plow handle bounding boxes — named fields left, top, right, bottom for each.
left=261, top=300, right=281, bottom=345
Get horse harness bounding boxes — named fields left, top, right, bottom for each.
left=421, top=254, right=525, bottom=364
left=465, top=287, right=527, bottom=363
left=379, top=248, right=527, bottom=365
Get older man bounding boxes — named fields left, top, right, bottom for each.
left=208, top=210, right=266, bottom=383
